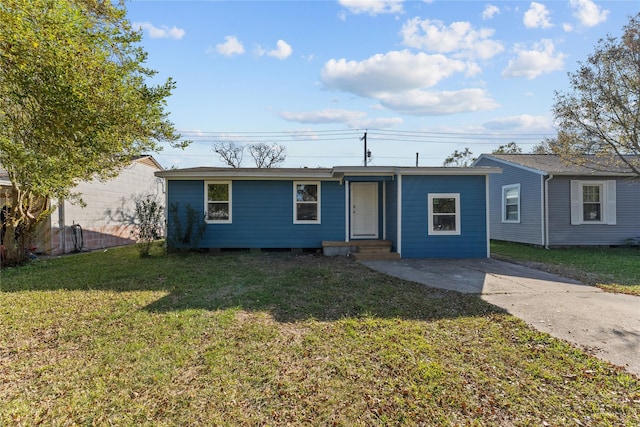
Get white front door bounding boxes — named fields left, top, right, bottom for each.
left=351, top=182, right=378, bottom=239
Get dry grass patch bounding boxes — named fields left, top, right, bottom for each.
left=1, top=245, right=639, bottom=425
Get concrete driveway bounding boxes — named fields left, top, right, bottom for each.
left=361, top=258, right=640, bottom=376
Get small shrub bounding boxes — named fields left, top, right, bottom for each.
left=166, top=202, right=206, bottom=252
left=132, top=196, right=164, bottom=257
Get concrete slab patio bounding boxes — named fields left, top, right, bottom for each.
left=361, top=258, right=640, bottom=376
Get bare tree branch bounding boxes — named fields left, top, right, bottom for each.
left=213, top=141, right=244, bottom=168
left=248, top=143, right=286, bottom=168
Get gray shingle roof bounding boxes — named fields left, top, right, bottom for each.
left=483, top=154, right=638, bottom=176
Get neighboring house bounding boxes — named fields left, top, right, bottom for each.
left=0, top=155, right=164, bottom=255
left=155, top=165, right=501, bottom=259
left=473, top=154, right=640, bottom=247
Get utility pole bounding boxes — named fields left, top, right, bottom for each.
left=360, top=131, right=368, bottom=166
left=416, top=152, right=419, bottom=167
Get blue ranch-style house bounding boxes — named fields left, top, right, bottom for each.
left=155, top=166, right=501, bottom=259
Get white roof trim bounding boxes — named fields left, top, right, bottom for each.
left=157, top=165, right=502, bottom=180
left=396, top=166, right=501, bottom=176
left=156, top=170, right=336, bottom=180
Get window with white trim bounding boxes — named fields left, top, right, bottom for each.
left=582, top=184, right=602, bottom=221
left=428, top=193, right=460, bottom=235
left=294, top=182, right=320, bottom=224
left=205, top=181, right=231, bottom=223
left=502, top=184, right=520, bottom=223
left=570, top=180, right=616, bottom=225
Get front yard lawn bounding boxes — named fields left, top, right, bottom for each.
left=1, top=245, right=639, bottom=425
left=491, top=241, right=640, bottom=296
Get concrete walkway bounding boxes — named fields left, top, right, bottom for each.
left=361, top=258, right=640, bottom=376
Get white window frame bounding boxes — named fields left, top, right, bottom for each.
left=428, top=193, right=461, bottom=236
left=293, top=181, right=321, bottom=224
left=570, top=180, right=616, bottom=225
left=205, top=181, right=232, bottom=224
left=502, top=183, right=521, bottom=223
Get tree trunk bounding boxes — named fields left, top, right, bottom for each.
left=1, top=186, right=48, bottom=265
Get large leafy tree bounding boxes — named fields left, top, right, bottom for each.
left=0, top=0, right=186, bottom=263
left=551, top=13, right=640, bottom=177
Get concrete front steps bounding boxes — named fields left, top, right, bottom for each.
left=322, top=240, right=400, bottom=261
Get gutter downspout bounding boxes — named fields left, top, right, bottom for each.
left=544, top=174, right=554, bottom=249
left=396, top=174, right=402, bottom=257
left=485, top=174, right=491, bottom=258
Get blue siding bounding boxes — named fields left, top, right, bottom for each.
left=400, top=175, right=488, bottom=258
left=475, top=157, right=544, bottom=245
left=385, top=180, right=398, bottom=251
left=168, top=179, right=345, bottom=248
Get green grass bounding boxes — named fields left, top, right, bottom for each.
left=1, top=244, right=639, bottom=426
left=491, top=240, right=640, bottom=296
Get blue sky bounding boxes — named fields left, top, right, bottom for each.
left=127, top=0, right=638, bottom=168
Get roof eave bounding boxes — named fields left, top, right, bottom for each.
left=396, top=166, right=502, bottom=175
left=155, top=169, right=336, bottom=180
left=157, top=166, right=502, bottom=180
left=474, top=154, right=547, bottom=175
left=547, top=171, right=637, bottom=177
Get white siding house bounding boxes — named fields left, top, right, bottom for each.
left=52, top=156, right=165, bottom=254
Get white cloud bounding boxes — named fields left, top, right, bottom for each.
left=378, top=88, right=499, bottom=116
left=215, top=36, right=245, bottom=56
left=483, top=114, right=552, bottom=131
left=464, top=61, right=482, bottom=78
left=523, top=2, right=553, bottom=29
left=134, top=21, right=185, bottom=40
left=569, top=0, right=609, bottom=27
left=286, top=128, right=320, bottom=141
left=563, top=23, right=574, bottom=32
left=279, top=109, right=367, bottom=124
left=359, top=117, right=404, bottom=128
left=320, top=50, right=496, bottom=115
left=321, top=50, right=468, bottom=98
left=267, top=40, right=293, bottom=60
left=400, top=18, right=504, bottom=60
left=338, top=0, right=404, bottom=16
left=278, top=109, right=403, bottom=129
left=502, top=39, right=565, bottom=79
left=482, top=5, right=500, bottom=20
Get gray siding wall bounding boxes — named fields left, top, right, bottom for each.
left=475, top=158, right=543, bottom=245
left=548, top=176, right=640, bottom=246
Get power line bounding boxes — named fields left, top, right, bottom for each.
left=177, top=128, right=555, bottom=144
